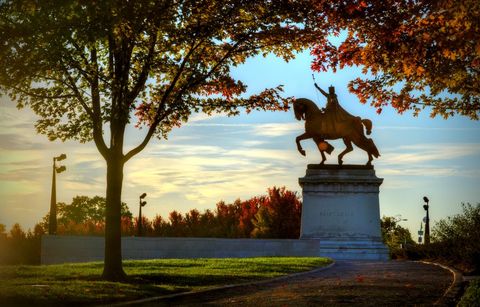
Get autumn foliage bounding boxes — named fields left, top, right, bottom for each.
left=33, top=187, right=302, bottom=239
left=311, top=0, right=480, bottom=119
left=134, top=186, right=302, bottom=238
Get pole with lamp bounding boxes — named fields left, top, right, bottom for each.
left=138, top=193, right=147, bottom=236
left=395, top=215, right=408, bottom=248
left=423, top=196, right=430, bottom=244
left=48, top=154, right=67, bottom=235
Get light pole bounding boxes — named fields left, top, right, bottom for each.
left=138, top=193, right=147, bottom=236
left=49, top=154, right=67, bottom=235
left=395, top=215, right=408, bottom=248
left=423, top=196, right=430, bottom=244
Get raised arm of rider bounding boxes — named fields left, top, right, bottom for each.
left=314, top=83, right=328, bottom=97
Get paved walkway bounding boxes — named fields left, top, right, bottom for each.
left=137, top=260, right=454, bottom=306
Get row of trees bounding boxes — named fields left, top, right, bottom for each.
left=19, top=186, right=302, bottom=239
left=0, top=223, right=43, bottom=265
left=0, top=187, right=301, bottom=265
left=137, top=186, right=301, bottom=238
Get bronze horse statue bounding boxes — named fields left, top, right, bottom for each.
left=293, top=93, right=380, bottom=165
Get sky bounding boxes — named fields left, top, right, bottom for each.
left=1, top=50, right=479, bottom=239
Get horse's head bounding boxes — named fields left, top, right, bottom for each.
left=293, top=99, right=306, bottom=121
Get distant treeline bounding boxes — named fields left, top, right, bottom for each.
left=33, top=186, right=302, bottom=238
left=0, top=187, right=302, bottom=264
left=2, top=190, right=478, bottom=274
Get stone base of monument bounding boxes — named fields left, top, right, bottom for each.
left=299, top=164, right=389, bottom=260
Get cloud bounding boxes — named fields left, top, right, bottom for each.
left=252, top=122, right=303, bottom=137
left=122, top=140, right=300, bottom=212
left=378, top=125, right=480, bottom=132
left=379, top=167, right=457, bottom=177
left=0, top=133, right=48, bottom=150
left=188, top=112, right=230, bottom=123
left=381, top=143, right=480, bottom=165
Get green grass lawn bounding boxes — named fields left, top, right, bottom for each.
left=0, top=257, right=331, bottom=306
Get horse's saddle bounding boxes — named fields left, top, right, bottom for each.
left=318, top=107, right=358, bottom=138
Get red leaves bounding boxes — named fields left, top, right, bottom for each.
left=309, top=0, right=480, bottom=119
left=310, top=38, right=339, bottom=72
left=134, top=102, right=155, bottom=128
left=47, top=187, right=301, bottom=238
left=200, top=77, right=246, bottom=101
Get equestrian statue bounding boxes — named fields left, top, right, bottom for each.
left=293, top=82, right=380, bottom=166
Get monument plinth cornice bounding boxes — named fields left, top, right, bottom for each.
left=299, top=164, right=383, bottom=192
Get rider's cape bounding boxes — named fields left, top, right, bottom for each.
left=320, top=94, right=357, bottom=138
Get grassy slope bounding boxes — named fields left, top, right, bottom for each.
left=0, top=257, right=331, bottom=306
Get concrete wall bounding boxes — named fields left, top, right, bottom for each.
left=41, top=235, right=389, bottom=264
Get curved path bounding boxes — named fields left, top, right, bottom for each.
left=134, top=260, right=454, bottom=306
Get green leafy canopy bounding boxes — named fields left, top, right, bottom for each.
left=0, top=0, right=325, bottom=161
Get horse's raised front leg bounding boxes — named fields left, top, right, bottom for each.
left=338, top=138, right=353, bottom=165
left=296, top=132, right=311, bottom=156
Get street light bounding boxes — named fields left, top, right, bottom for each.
left=49, top=154, right=67, bottom=235
left=423, top=196, right=430, bottom=244
left=138, top=193, right=147, bottom=237
left=395, top=216, right=408, bottom=248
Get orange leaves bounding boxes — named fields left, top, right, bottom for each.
left=345, top=1, right=369, bottom=15
left=199, top=77, right=246, bottom=101
left=442, top=49, right=457, bottom=60
left=416, top=66, right=425, bottom=76
left=310, top=0, right=480, bottom=119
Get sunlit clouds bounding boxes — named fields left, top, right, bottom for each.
left=1, top=52, right=479, bottom=235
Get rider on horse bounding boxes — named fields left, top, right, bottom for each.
left=313, top=83, right=357, bottom=138
left=314, top=83, right=356, bottom=129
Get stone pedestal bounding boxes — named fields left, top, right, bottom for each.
left=299, top=164, right=389, bottom=260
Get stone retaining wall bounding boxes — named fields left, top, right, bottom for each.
left=41, top=235, right=388, bottom=264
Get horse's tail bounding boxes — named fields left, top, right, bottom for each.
left=361, top=118, right=372, bottom=135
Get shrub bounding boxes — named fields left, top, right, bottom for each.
left=458, top=279, right=480, bottom=307
left=404, top=203, right=480, bottom=274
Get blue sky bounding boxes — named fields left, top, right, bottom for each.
left=1, top=50, right=479, bottom=238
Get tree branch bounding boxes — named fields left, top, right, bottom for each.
left=90, top=46, right=109, bottom=159
left=127, top=32, right=158, bottom=106
left=123, top=38, right=205, bottom=162
left=6, top=85, right=76, bottom=100
left=124, top=37, right=249, bottom=162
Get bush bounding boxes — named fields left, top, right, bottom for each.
left=458, top=279, right=480, bottom=307
left=403, top=203, right=480, bottom=274
left=432, top=203, right=480, bottom=273
left=380, top=216, right=414, bottom=259
left=0, top=223, right=42, bottom=265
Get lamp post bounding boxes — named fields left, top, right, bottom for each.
left=49, top=154, right=67, bottom=235
left=423, top=196, right=430, bottom=244
left=138, top=193, right=147, bottom=236
left=395, top=215, right=408, bottom=248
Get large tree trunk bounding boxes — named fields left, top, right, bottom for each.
left=102, top=155, right=127, bottom=281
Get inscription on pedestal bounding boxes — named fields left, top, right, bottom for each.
left=318, top=211, right=354, bottom=217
